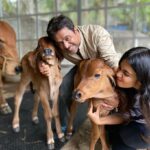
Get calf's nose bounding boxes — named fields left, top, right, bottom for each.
left=72, top=90, right=82, bottom=100
left=44, top=48, right=52, bottom=56
left=15, top=66, right=22, bottom=74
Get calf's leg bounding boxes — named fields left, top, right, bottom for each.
left=32, top=92, right=40, bottom=124
left=52, top=91, right=65, bottom=142
left=12, top=75, right=30, bottom=132
left=99, top=125, right=109, bottom=150
left=90, top=122, right=100, bottom=150
left=0, top=73, right=12, bottom=114
left=66, top=100, right=78, bottom=138
left=39, top=91, right=54, bottom=150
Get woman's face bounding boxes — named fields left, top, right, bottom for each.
left=116, top=59, right=141, bottom=89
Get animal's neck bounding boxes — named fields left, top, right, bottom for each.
left=47, top=57, right=58, bottom=67
left=93, top=78, right=116, bottom=99
left=47, top=60, right=61, bottom=99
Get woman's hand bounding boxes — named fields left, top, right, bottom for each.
left=87, top=101, right=101, bottom=125
left=88, top=102, right=125, bottom=125
left=38, top=61, right=51, bottom=76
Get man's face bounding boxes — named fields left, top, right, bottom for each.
left=54, top=27, right=80, bottom=54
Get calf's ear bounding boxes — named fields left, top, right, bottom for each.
left=0, top=39, right=4, bottom=49
left=107, top=75, right=116, bottom=88
left=28, top=52, right=36, bottom=69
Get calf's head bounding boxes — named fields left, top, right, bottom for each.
left=36, top=37, right=57, bottom=66
left=28, top=36, right=59, bottom=71
left=72, top=59, right=116, bottom=103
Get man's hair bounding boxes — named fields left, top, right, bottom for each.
left=47, top=15, right=75, bottom=40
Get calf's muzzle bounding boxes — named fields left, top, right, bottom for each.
left=72, top=90, right=82, bottom=100
left=43, top=48, right=53, bottom=56
left=15, top=66, right=22, bottom=74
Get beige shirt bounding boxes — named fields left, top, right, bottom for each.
left=62, top=25, right=121, bottom=67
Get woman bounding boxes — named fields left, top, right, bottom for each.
left=88, top=47, right=150, bottom=150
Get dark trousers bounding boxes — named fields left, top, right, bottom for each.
left=107, top=122, right=150, bottom=150
left=59, top=66, right=88, bottom=131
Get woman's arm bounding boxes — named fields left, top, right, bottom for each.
left=87, top=102, right=128, bottom=125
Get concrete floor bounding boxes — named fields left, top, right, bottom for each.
left=2, top=66, right=149, bottom=150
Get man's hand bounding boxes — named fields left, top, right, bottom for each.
left=38, top=61, right=50, bottom=76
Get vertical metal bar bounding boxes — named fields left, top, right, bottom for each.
left=77, top=0, right=81, bottom=25
left=17, top=0, right=22, bottom=58
left=133, top=0, right=138, bottom=46
left=104, top=0, right=108, bottom=29
left=55, top=0, right=59, bottom=15
left=0, top=0, right=3, bottom=18
left=35, top=0, right=38, bottom=38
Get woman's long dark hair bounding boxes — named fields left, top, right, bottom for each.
left=119, top=47, right=150, bottom=126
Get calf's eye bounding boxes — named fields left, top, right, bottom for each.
left=94, top=74, right=100, bottom=78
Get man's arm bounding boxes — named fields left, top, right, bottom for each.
left=95, top=27, right=121, bottom=67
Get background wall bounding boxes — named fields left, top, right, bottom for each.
left=1, top=0, right=150, bottom=72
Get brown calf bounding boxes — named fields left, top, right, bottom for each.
left=12, top=36, right=64, bottom=150
left=0, top=21, right=20, bottom=114
left=67, top=58, right=119, bottom=150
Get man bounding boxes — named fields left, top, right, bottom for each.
left=39, top=15, right=121, bottom=129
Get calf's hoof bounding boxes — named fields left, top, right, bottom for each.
left=66, top=132, right=72, bottom=140
left=12, top=125, right=20, bottom=133
left=0, top=103, right=12, bottom=114
left=48, top=143, right=55, bottom=150
left=59, top=136, right=65, bottom=143
left=32, top=116, right=39, bottom=124
left=58, top=133, right=65, bottom=142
